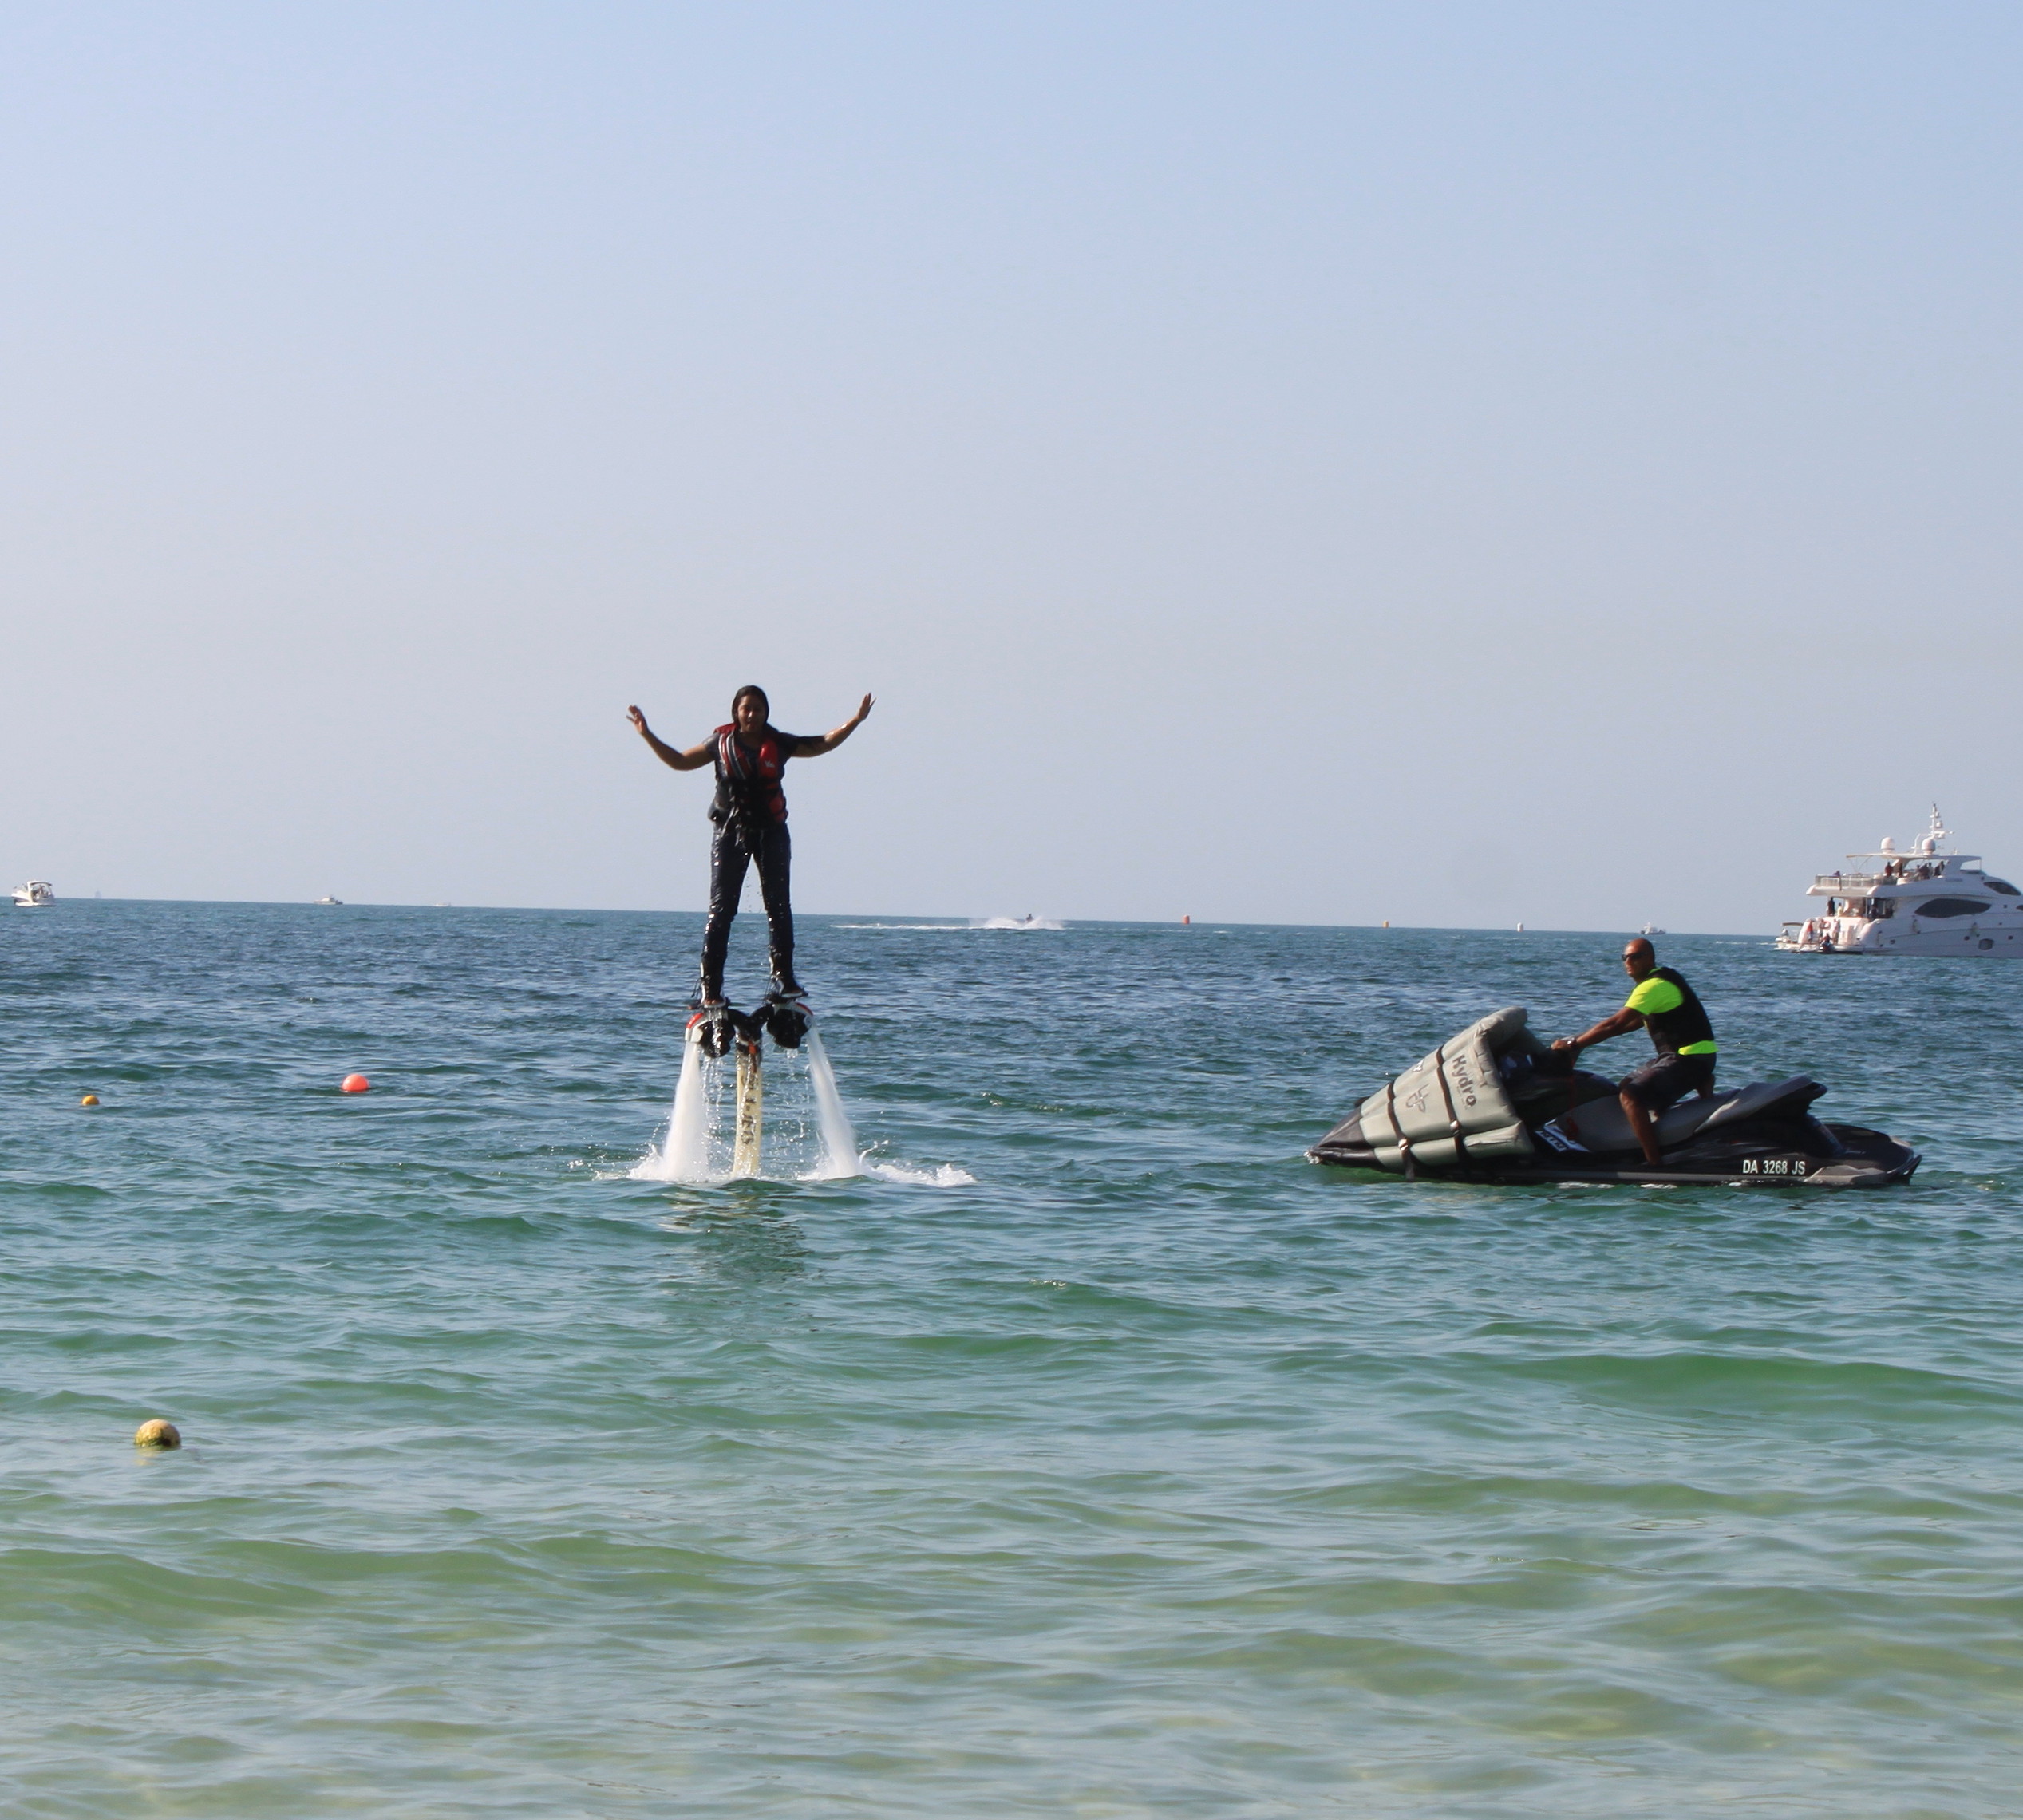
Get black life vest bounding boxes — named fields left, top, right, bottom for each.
left=1642, top=965, right=1715, bottom=1056
left=710, top=724, right=791, bottom=828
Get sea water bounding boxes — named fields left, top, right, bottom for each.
left=3, top=902, right=2021, bottom=1817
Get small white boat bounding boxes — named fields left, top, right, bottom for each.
left=11, top=880, right=54, bottom=908
left=1777, top=807, right=2023, bottom=957
left=1639, top=922, right=1665, bottom=937
left=313, top=895, right=343, bottom=906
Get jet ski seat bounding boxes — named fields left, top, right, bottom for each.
left=1538, top=1076, right=1825, bottom=1155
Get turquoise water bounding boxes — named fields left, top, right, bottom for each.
left=4, top=902, right=2021, bottom=1816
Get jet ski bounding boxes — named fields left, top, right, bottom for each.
left=1308, top=1007, right=1919, bottom=1188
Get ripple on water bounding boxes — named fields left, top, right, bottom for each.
left=3, top=906, right=2023, bottom=1815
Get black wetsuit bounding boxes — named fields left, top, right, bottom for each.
left=698, top=723, right=809, bottom=1001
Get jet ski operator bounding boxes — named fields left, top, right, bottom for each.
left=627, top=685, right=874, bottom=1006
left=1551, top=939, right=1717, bottom=1167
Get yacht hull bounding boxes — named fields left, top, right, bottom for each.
left=1777, top=926, right=2023, bottom=957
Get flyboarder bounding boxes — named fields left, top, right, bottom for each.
left=627, top=686, right=874, bottom=1008
left=1551, top=938, right=1718, bottom=1167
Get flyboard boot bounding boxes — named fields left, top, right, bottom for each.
left=761, top=973, right=811, bottom=1050
left=685, top=1003, right=734, bottom=1059
left=686, top=974, right=737, bottom=1060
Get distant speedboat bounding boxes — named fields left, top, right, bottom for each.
left=313, top=895, right=343, bottom=906
left=1639, top=922, right=1665, bottom=937
left=1778, top=806, right=2023, bottom=957
left=11, top=880, right=54, bottom=907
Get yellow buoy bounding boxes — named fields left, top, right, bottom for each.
left=81, top=1094, right=99, bottom=1107
left=134, top=1419, right=181, bottom=1449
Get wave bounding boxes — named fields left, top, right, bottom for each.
left=828, top=917, right=1066, bottom=932
left=862, top=1160, right=978, bottom=1186
left=619, top=1153, right=977, bottom=1189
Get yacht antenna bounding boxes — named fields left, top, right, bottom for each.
left=1928, top=803, right=1950, bottom=851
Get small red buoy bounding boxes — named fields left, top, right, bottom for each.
left=341, top=1074, right=370, bottom=1093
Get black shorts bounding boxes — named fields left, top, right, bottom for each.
left=1621, top=1052, right=1715, bottom=1112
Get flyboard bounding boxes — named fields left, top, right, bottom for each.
left=655, top=993, right=859, bottom=1181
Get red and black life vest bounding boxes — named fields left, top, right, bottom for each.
left=710, top=724, right=792, bottom=828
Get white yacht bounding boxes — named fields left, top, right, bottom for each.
left=11, top=880, right=54, bottom=908
left=313, top=895, right=343, bottom=906
left=1777, top=808, right=2023, bottom=957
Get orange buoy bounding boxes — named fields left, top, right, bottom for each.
left=81, top=1093, right=99, bottom=1107
left=341, top=1074, right=371, bottom=1094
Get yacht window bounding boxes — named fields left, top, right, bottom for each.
left=1914, top=897, right=1991, bottom=919
left=1985, top=878, right=2021, bottom=896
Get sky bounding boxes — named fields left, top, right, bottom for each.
left=3, top=2, right=2019, bottom=931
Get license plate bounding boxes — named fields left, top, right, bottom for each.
left=1740, top=1156, right=1810, bottom=1178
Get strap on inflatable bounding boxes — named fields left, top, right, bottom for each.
left=1431, top=1048, right=1470, bottom=1164
left=1384, top=1078, right=1416, bottom=1179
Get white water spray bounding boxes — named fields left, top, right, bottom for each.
left=804, top=1032, right=862, bottom=1179
left=631, top=1021, right=865, bottom=1184
left=631, top=1036, right=723, bottom=1183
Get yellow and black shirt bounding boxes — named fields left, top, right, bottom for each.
left=1624, top=966, right=1717, bottom=1057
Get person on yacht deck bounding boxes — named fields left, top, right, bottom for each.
left=1551, top=939, right=1717, bottom=1167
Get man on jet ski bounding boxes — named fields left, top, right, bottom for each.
left=1551, top=939, right=1717, bottom=1166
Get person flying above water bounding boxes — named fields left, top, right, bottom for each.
left=627, top=685, right=874, bottom=1007
left=1551, top=938, right=1717, bottom=1167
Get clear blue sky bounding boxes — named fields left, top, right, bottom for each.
left=4, top=3, right=2018, bottom=930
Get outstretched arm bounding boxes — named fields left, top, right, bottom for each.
left=627, top=705, right=713, bottom=772
left=795, top=693, right=875, bottom=757
left=1553, top=1009, right=1642, bottom=1056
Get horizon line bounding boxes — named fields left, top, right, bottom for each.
left=24, top=897, right=1762, bottom=941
